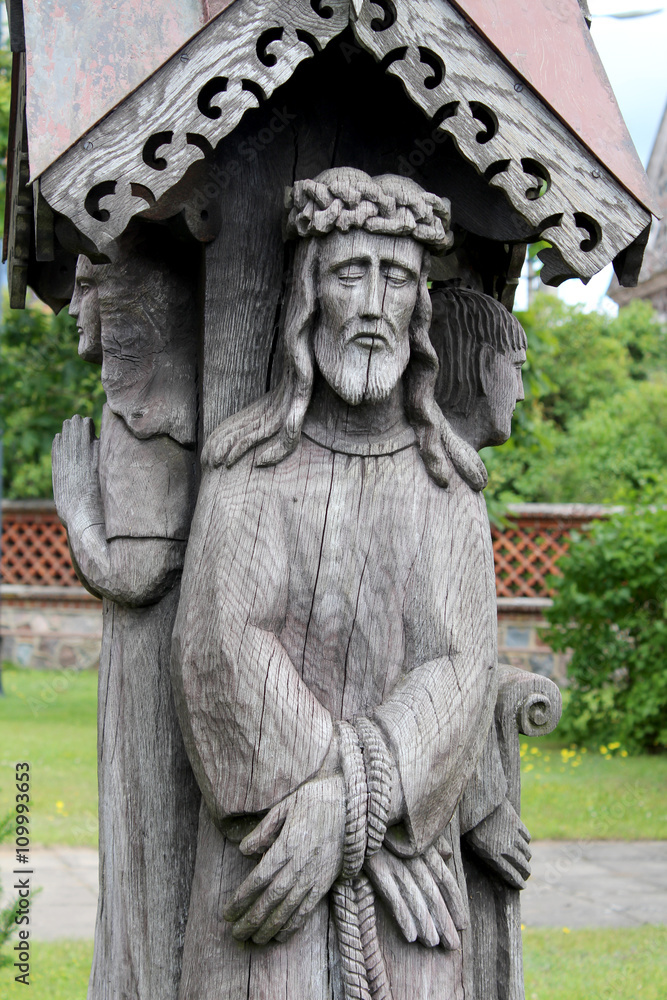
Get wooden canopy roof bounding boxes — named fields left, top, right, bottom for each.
left=4, top=0, right=657, bottom=308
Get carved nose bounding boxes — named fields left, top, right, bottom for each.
left=362, top=271, right=384, bottom=318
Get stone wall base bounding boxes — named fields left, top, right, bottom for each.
left=2, top=588, right=568, bottom=682
left=1, top=587, right=103, bottom=671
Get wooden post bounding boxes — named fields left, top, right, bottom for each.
left=38, top=3, right=656, bottom=999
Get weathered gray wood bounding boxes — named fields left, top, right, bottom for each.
left=425, top=287, right=561, bottom=998
left=38, top=0, right=650, bottom=284
left=172, top=169, right=503, bottom=1000
left=200, top=110, right=301, bottom=438
left=429, top=284, right=527, bottom=451
left=4, top=52, right=30, bottom=310
left=40, top=0, right=349, bottom=259
left=351, top=0, right=650, bottom=283
left=51, top=231, right=201, bottom=1000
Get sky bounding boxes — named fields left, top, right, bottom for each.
left=545, top=0, right=667, bottom=312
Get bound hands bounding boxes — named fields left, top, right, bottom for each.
left=224, top=773, right=347, bottom=945
left=365, top=836, right=467, bottom=949
left=465, top=797, right=531, bottom=889
left=226, top=782, right=466, bottom=950
left=52, top=416, right=103, bottom=532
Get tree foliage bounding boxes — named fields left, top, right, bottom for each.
left=483, top=296, right=667, bottom=505
left=0, top=299, right=105, bottom=498
left=544, top=509, right=667, bottom=753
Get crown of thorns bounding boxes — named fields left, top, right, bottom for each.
left=285, top=169, right=453, bottom=252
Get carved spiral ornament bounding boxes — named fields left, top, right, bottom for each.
left=517, top=691, right=559, bottom=738
left=39, top=0, right=650, bottom=281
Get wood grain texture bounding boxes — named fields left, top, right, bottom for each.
left=351, top=0, right=650, bottom=282
left=51, top=235, right=201, bottom=1000
left=426, top=284, right=562, bottom=998
left=38, top=0, right=650, bottom=282
left=5, top=52, right=30, bottom=309
left=459, top=668, right=561, bottom=1000
left=172, top=192, right=504, bottom=998
left=39, top=0, right=349, bottom=258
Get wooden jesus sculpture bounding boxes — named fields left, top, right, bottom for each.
left=172, top=168, right=507, bottom=1000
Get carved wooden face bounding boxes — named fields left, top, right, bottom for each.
left=313, top=230, right=424, bottom=406
left=479, top=344, right=526, bottom=444
left=70, top=256, right=103, bottom=365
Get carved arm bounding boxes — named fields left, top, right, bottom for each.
left=69, top=529, right=186, bottom=607
left=53, top=414, right=188, bottom=607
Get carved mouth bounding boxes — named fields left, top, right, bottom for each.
left=350, top=333, right=388, bottom=350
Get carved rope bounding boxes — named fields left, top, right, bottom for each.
left=332, top=874, right=394, bottom=1000
left=39, top=0, right=650, bottom=281
left=355, top=717, right=392, bottom=858
left=338, top=721, right=369, bottom=879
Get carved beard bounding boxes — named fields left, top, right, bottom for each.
left=313, top=320, right=411, bottom=406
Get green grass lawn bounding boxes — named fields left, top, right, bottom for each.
left=520, top=737, right=667, bottom=841
left=0, top=666, right=98, bottom=847
left=0, top=939, right=92, bottom=999
left=0, top=666, right=666, bottom=845
left=523, top=926, right=667, bottom=1000
left=0, top=929, right=665, bottom=999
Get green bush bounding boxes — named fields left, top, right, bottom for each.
left=544, top=508, right=667, bottom=753
left=0, top=813, right=20, bottom=967
left=0, top=296, right=105, bottom=498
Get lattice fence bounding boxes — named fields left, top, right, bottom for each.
left=1, top=503, right=605, bottom=597
left=1, top=507, right=78, bottom=586
left=492, top=521, right=571, bottom=598
left=491, top=508, right=607, bottom=598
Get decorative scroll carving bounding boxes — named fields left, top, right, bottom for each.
left=39, top=0, right=650, bottom=282
left=40, top=0, right=349, bottom=258
left=351, top=0, right=649, bottom=282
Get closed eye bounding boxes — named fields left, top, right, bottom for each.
left=336, top=265, right=366, bottom=285
left=382, top=266, right=413, bottom=287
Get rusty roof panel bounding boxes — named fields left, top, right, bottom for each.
left=450, top=0, right=659, bottom=215
left=22, top=0, right=233, bottom=178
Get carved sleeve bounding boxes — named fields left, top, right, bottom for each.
left=171, top=461, right=334, bottom=830
left=458, top=722, right=508, bottom=836
left=63, top=408, right=195, bottom=606
left=372, top=483, right=499, bottom=856
left=67, top=529, right=186, bottom=607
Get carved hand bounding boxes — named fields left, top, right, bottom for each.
left=52, top=415, right=103, bottom=530
left=465, top=797, right=532, bottom=889
left=224, top=773, right=347, bottom=945
left=365, top=837, right=467, bottom=949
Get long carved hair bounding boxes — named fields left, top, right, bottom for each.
left=202, top=238, right=487, bottom=491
